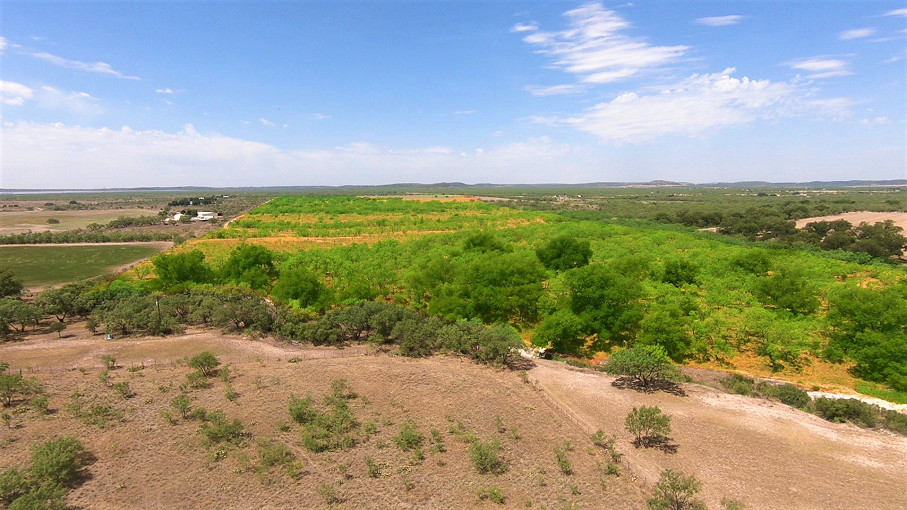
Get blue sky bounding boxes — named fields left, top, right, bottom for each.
left=1, top=1, right=905, bottom=188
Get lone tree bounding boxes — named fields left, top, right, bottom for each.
left=647, top=469, right=706, bottom=510
left=625, top=405, right=671, bottom=447
left=604, top=345, right=680, bottom=392
left=188, top=351, right=221, bottom=377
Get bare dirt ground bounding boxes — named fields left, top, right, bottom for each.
left=795, top=211, right=907, bottom=231
left=2, top=328, right=905, bottom=509
left=529, top=361, right=907, bottom=510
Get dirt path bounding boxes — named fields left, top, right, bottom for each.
left=528, top=360, right=907, bottom=510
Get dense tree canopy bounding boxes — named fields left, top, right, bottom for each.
left=535, top=235, right=592, bottom=271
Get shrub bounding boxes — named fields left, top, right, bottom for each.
left=721, top=374, right=755, bottom=396
left=188, top=352, right=220, bottom=377
left=113, top=382, right=133, bottom=399
left=813, top=398, right=877, bottom=428
left=394, top=421, right=424, bottom=452
left=554, top=444, right=572, bottom=475
left=626, top=406, right=671, bottom=447
left=199, top=411, right=245, bottom=447
left=100, top=355, right=116, bottom=370
left=288, top=395, right=318, bottom=425
left=760, top=383, right=811, bottom=409
left=647, top=469, right=706, bottom=510
left=469, top=438, right=506, bottom=474
left=30, top=437, right=89, bottom=488
left=171, top=394, right=192, bottom=419
left=477, top=487, right=505, bottom=505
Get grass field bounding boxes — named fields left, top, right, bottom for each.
left=0, top=208, right=154, bottom=234
left=0, top=243, right=170, bottom=287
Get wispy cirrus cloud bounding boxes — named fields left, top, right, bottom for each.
left=0, top=37, right=7, bottom=54
left=526, top=84, right=586, bottom=96
left=36, top=86, right=104, bottom=115
left=0, top=80, right=34, bottom=106
left=786, top=57, right=852, bottom=78
left=259, top=118, right=275, bottom=127
left=839, top=28, right=876, bottom=40
left=510, top=22, right=538, bottom=33
left=518, top=2, right=688, bottom=84
left=883, top=8, right=907, bottom=16
left=696, top=15, right=744, bottom=27
left=27, top=49, right=139, bottom=80
left=155, top=88, right=174, bottom=94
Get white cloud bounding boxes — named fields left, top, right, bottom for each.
left=696, top=15, right=744, bottom=27
left=786, top=57, right=852, bottom=78
left=0, top=37, right=7, bottom=54
left=522, top=2, right=688, bottom=84
left=526, top=84, right=586, bottom=96
left=883, top=8, right=907, bottom=16
left=155, top=88, right=174, bottom=94
left=839, top=28, right=876, bottom=40
left=451, top=110, right=475, bottom=115
left=28, top=50, right=139, bottom=80
left=859, top=116, right=889, bottom=126
left=311, top=113, right=331, bottom=120
left=260, top=118, right=275, bottom=127
left=0, top=80, right=34, bottom=106
left=534, top=68, right=847, bottom=144
left=0, top=122, right=577, bottom=188
left=511, top=22, right=538, bottom=33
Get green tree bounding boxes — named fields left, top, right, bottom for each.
left=851, top=220, right=907, bottom=258
left=827, top=282, right=907, bottom=390
left=564, top=264, right=645, bottom=345
left=271, top=267, right=325, bottom=307
left=604, top=345, right=679, bottom=391
left=647, top=469, right=706, bottom=510
left=535, top=235, right=592, bottom=271
left=220, top=244, right=277, bottom=290
left=625, top=405, right=672, bottom=447
left=0, top=270, right=23, bottom=298
left=754, top=265, right=819, bottom=315
left=531, top=310, right=586, bottom=353
left=35, top=281, right=91, bottom=323
left=0, top=298, right=43, bottom=333
left=662, top=259, right=699, bottom=287
left=151, top=250, right=214, bottom=289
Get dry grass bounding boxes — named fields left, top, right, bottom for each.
left=0, top=208, right=153, bottom=235
left=0, top=329, right=646, bottom=509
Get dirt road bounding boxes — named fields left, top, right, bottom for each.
left=528, top=360, right=907, bottom=510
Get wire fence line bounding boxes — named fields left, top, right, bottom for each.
left=13, top=346, right=373, bottom=375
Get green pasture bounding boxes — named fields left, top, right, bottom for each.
left=0, top=244, right=168, bottom=288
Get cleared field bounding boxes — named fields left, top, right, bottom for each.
left=795, top=211, right=907, bottom=231
left=0, top=242, right=170, bottom=288
left=0, top=208, right=155, bottom=235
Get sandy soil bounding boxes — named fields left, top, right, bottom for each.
left=2, top=329, right=905, bottom=509
left=529, top=361, right=907, bottom=510
left=795, top=211, right=907, bottom=231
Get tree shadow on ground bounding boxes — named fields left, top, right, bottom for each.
left=611, top=376, right=686, bottom=397
left=633, top=435, right=679, bottom=454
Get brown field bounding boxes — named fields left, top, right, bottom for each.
left=2, top=328, right=905, bottom=509
left=795, top=211, right=907, bottom=231
left=0, top=208, right=155, bottom=235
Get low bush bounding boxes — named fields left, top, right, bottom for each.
left=469, top=438, right=506, bottom=474
left=0, top=437, right=92, bottom=509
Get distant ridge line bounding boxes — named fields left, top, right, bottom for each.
left=2, top=179, right=905, bottom=193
